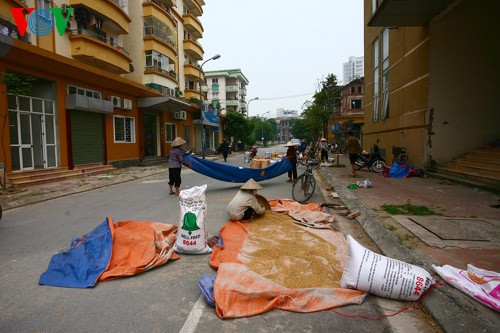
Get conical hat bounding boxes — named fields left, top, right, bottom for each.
left=284, top=141, right=296, bottom=147
left=171, top=137, right=186, bottom=146
left=240, top=178, right=262, bottom=190
left=320, top=138, right=327, bottom=141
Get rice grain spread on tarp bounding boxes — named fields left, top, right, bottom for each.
left=209, top=200, right=366, bottom=318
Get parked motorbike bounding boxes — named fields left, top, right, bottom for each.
left=355, top=140, right=387, bottom=173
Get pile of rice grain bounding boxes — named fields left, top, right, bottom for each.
left=244, top=211, right=343, bottom=289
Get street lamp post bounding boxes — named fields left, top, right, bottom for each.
left=247, top=96, right=259, bottom=117
left=261, top=111, right=270, bottom=145
left=199, top=54, right=221, bottom=159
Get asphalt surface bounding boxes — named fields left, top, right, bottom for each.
left=1, top=151, right=498, bottom=332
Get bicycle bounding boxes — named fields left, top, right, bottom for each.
left=292, top=158, right=320, bottom=203
left=392, top=146, right=408, bottom=163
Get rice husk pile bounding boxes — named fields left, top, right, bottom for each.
left=243, top=211, right=344, bottom=289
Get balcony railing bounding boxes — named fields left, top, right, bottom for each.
left=0, top=17, right=31, bottom=43
left=111, top=0, right=129, bottom=14
left=71, top=29, right=129, bottom=56
left=146, top=83, right=175, bottom=96
left=145, top=65, right=177, bottom=80
left=143, top=0, right=173, bottom=14
left=144, top=25, right=176, bottom=48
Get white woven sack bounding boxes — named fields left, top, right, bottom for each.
left=174, top=184, right=211, bottom=254
left=341, top=235, right=435, bottom=301
left=433, top=264, right=500, bottom=311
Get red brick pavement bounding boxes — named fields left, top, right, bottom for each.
left=320, top=154, right=500, bottom=272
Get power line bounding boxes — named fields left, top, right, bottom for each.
left=257, top=92, right=315, bottom=101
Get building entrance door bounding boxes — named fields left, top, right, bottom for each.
left=143, top=114, right=157, bottom=157
left=8, top=95, right=57, bottom=171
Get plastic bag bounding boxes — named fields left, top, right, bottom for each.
left=433, top=264, right=500, bottom=311
left=356, top=179, right=373, bottom=188
left=341, top=235, right=435, bottom=301
left=174, top=184, right=212, bottom=254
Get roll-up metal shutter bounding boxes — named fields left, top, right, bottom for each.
left=71, top=110, right=104, bottom=165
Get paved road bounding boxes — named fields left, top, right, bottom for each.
left=0, top=149, right=439, bottom=332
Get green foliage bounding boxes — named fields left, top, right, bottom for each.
left=291, top=118, right=312, bottom=142
left=189, top=97, right=201, bottom=105
left=300, top=74, right=342, bottom=144
left=225, top=111, right=254, bottom=145
left=174, top=87, right=183, bottom=98
left=250, top=117, right=277, bottom=146
left=1, top=72, right=35, bottom=96
left=381, top=204, right=441, bottom=216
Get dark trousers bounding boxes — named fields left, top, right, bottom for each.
left=243, top=207, right=255, bottom=220
left=321, top=150, right=328, bottom=162
left=288, top=163, right=297, bottom=180
left=168, top=168, right=181, bottom=187
left=223, top=151, right=228, bottom=161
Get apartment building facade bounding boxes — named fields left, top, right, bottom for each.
left=0, top=0, right=208, bottom=180
left=275, top=109, right=299, bottom=143
left=204, top=69, right=248, bottom=115
left=364, top=0, right=498, bottom=168
left=342, top=56, right=364, bottom=85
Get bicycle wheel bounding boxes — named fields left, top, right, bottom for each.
left=371, top=159, right=387, bottom=173
left=292, top=173, right=316, bottom=203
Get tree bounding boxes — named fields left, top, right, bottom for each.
left=224, top=111, right=254, bottom=147
left=298, top=73, right=342, bottom=154
left=0, top=72, right=35, bottom=190
left=312, top=74, right=342, bottom=140
left=291, top=118, right=313, bottom=143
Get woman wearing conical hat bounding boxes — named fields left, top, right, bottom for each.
left=226, top=178, right=266, bottom=221
left=168, top=137, right=192, bottom=196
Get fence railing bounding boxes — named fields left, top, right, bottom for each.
left=71, top=29, right=129, bottom=56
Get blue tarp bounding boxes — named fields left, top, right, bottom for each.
left=184, top=154, right=292, bottom=183
left=198, top=273, right=217, bottom=307
left=39, top=219, right=113, bottom=288
left=388, top=162, right=414, bottom=178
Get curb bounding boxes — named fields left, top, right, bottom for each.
left=319, top=168, right=499, bottom=332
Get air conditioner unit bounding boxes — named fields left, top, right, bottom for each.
left=180, top=110, right=187, bottom=120
left=108, top=96, right=121, bottom=108
left=122, top=98, right=132, bottom=110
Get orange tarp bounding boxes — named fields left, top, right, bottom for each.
left=209, top=200, right=366, bottom=318
left=98, top=219, right=179, bottom=281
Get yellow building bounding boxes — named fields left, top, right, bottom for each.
left=363, top=0, right=499, bottom=173
left=0, top=0, right=208, bottom=186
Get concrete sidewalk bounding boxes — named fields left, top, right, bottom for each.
left=318, top=153, right=499, bottom=332
left=0, top=165, right=170, bottom=211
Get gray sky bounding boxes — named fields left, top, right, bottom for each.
left=200, top=0, right=364, bottom=118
